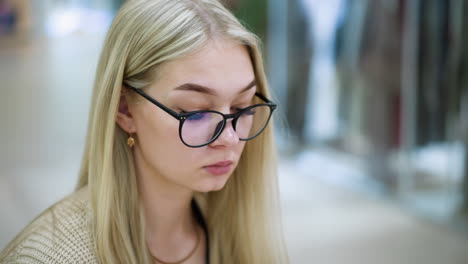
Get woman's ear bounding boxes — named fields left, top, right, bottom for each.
left=116, top=88, right=137, bottom=133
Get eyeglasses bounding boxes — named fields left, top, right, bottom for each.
left=125, top=84, right=277, bottom=148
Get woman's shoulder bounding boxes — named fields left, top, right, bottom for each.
left=0, top=187, right=98, bottom=264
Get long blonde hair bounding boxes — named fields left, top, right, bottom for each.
left=76, top=0, right=289, bottom=263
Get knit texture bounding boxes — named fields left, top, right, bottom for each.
left=0, top=187, right=98, bottom=264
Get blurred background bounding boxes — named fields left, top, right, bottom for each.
left=1, top=0, right=468, bottom=263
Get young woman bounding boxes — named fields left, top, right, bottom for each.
left=0, top=0, right=289, bottom=263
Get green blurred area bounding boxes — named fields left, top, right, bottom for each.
left=228, top=0, right=267, bottom=41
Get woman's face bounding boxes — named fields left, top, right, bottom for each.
left=121, top=39, right=256, bottom=193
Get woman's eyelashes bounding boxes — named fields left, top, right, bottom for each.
left=177, top=108, right=209, bottom=114
left=234, top=106, right=249, bottom=112
left=177, top=105, right=250, bottom=114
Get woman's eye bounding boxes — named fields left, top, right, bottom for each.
left=187, top=112, right=209, bottom=121
left=244, top=108, right=256, bottom=115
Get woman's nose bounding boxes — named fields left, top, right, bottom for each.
left=209, top=120, right=239, bottom=148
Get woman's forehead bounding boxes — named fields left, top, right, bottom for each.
left=152, top=39, right=256, bottom=97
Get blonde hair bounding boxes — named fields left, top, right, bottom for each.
left=76, top=0, right=289, bottom=263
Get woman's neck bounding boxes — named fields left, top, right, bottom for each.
left=138, top=171, right=204, bottom=263
left=137, top=164, right=196, bottom=237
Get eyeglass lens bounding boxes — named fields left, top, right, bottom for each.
left=180, top=105, right=271, bottom=146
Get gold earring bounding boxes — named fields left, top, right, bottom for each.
left=127, top=135, right=135, bottom=148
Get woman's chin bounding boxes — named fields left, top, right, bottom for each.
left=195, top=174, right=231, bottom=192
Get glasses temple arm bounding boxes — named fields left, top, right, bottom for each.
left=255, top=92, right=276, bottom=106
left=125, top=85, right=181, bottom=119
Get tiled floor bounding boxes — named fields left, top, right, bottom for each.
left=1, top=33, right=467, bottom=264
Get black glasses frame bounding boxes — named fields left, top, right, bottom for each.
left=125, top=84, right=277, bottom=148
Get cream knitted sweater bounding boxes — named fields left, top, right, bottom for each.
left=0, top=188, right=98, bottom=263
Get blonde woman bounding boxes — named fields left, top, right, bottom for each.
left=0, top=0, right=289, bottom=263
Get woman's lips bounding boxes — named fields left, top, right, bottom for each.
left=204, top=161, right=233, bottom=176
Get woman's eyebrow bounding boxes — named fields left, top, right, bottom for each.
left=172, top=80, right=256, bottom=96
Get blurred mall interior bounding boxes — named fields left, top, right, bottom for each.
left=1, top=0, right=468, bottom=263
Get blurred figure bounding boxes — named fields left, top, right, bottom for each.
left=286, top=0, right=313, bottom=146
left=0, top=0, right=30, bottom=37
left=0, top=0, right=16, bottom=34
left=359, top=0, right=403, bottom=187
